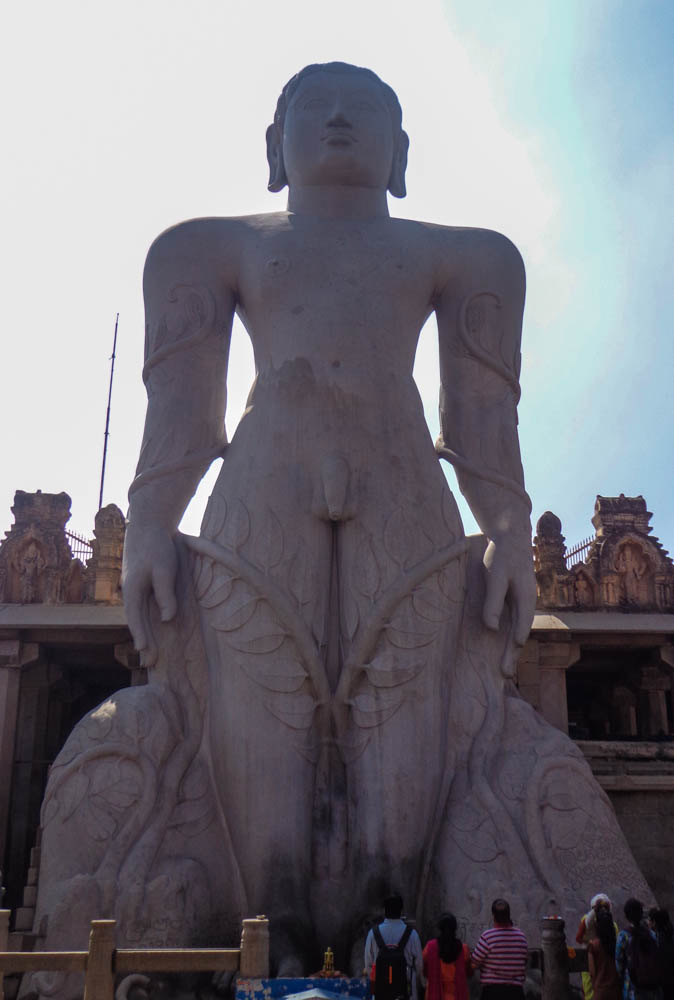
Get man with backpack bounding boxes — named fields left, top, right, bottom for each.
left=365, top=894, right=424, bottom=1000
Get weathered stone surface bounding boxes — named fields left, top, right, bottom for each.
left=26, top=62, right=650, bottom=997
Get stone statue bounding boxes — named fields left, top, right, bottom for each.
left=25, top=62, right=651, bottom=999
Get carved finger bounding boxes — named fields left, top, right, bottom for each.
left=483, top=567, right=509, bottom=631
left=514, top=577, right=537, bottom=646
left=124, top=577, right=149, bottom=652
left=152, top=563, right=177, bottom=623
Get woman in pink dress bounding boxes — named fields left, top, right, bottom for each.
left=423, top=913, right=472, bottom=1000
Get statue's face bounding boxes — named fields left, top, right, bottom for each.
left=282, top=70, right=396, bottom=191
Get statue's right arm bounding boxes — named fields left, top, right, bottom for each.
left=122, top=220, right=237, bottom=663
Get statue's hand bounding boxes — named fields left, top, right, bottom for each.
left=482, top=534, right=536, bottom=646
left=122, top=522, right=178, bottom=666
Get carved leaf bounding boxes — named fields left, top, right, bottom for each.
left=199, top=571, right=235, bottom=609
left=193, top=557, right=214, bottom=601
left=203, top=494, right=227, bottom=539
left=288, top=540, right=312, bottom=608
left=227, top=630, right=286, bottom=655
left=94, top=777, right=141, bottom=811
left=221, top=499, right=251, bottom=551
left=242, top=659, right=308, bottom=693
left=353, top=534, right=380, bottom=601
left=384, top=508, right=418, bottom=569
left=437, top=560, right=465, bottom=603
left=449, top=816, right=501, bottom=863
left=254, top=506, right=284, bottom=572
left=385, top=624, right=437, bottom=650
left=59, top=770, right=90, bottom=821
left=412, top=586, right=451, bottom=622
left=264, top=693, right=317, bottom=730
left=168, top=797, right=215, bottom=838
left=364, top=660, right=424, bottom=689
left=350, top=690, right=405, bottom=729
left=84, top=796, right=119, bottom=841
left=211, top=596, right=260, bottom=632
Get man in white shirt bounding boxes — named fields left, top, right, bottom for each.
left=364, top=894, right=424, bottom=999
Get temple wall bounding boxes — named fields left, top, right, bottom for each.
left=609, top=790, right=674, bottom=912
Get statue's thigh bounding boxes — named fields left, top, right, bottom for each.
left=335, top=494, right=466, bottom=878
left=196, top=503, right=333, bottom=889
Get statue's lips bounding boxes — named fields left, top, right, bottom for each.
left=322, top=131, right=357, bottom=145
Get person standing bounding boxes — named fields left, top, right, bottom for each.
left=577, top=894, right=615, bottom=1000
left=423, top=912, right=472, bottom=1000
left=365, top=894, right=424, bottom=1000
left=587, top=905, right=621, bottom=1000
left=616, top=898, right=661, bottom=1000
left=471, top=899, right=528, bottom=1000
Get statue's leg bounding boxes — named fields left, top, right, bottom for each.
left=328, top=456, right=467, bottom=946
left=195, top=475, right=334, bottom=972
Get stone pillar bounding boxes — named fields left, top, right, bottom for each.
left=541, top=916, right=569, bottom=1000
left=639, top=665, right=670, bottom=736
left=538, top=641, right=580, bottom=734
left=0, top=640, right=39, bottom=866
left=239, top=916, right=270, bottom=978
left=87, top=505, right=125, bottom=604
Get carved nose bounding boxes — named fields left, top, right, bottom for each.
left=326, top=110, right=352, bottom=129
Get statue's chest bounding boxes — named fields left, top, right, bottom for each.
left=239, top=228, right=429, bottom=319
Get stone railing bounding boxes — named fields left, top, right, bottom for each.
left=0, top=912, right=268, bottom=1000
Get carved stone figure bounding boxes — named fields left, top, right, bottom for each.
left=26, top=63, right=651, bottom=999
left=534, top=495, right=674, bottom=612
left=0, top=491, right=79, bottom=605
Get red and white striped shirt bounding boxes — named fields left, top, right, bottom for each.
left=471, top=925, right=528, bottom=986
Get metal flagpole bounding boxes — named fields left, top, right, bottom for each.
left=98, top=313, right=119, bottom=510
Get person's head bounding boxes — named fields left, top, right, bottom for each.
left=437, top=912, right=462, bottom=963
left=492, top=899, right=512, bottom=926
left=591, top=893, right=611, bottom=912
left=384, top=894, right=404, bottom=919
left=650, top=908, right=674, bottom=939
left=266, top=62, right=409, bottom=199
left=596, top=905, right=617, bottom=958
left=624, top=898, right=643, bottom=927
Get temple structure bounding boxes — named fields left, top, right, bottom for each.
left=523, top=494, right=674, bottom=909
left=0, top=489, right=673, bottom=985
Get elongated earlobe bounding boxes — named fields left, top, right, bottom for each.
left=388, top=130, right=409, bottom=199
left=266, top=124, right=288, bottom=193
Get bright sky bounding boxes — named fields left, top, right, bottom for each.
left=2, top=0, right=673, bottom=557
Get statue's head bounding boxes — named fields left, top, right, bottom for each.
left=266, top=62, right=409, bottom=199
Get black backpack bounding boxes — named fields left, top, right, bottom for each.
left=627, top=927, right=662, bottom=990
left=373, top=924, right=412, bottom=1000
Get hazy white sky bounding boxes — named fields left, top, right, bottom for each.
left=2, top=0, right=673, bottom=555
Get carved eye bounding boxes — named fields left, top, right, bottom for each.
left=304, top=98, right=328, bottom=111
left=352, top=100, right=376, bottom=112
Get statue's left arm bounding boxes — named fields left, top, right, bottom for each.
left=435, top=228, right=536, bottom=645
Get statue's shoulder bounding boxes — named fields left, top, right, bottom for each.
left=146, top=214, right=269, bottom=260
left=418, top=221, right=524, bottom=274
